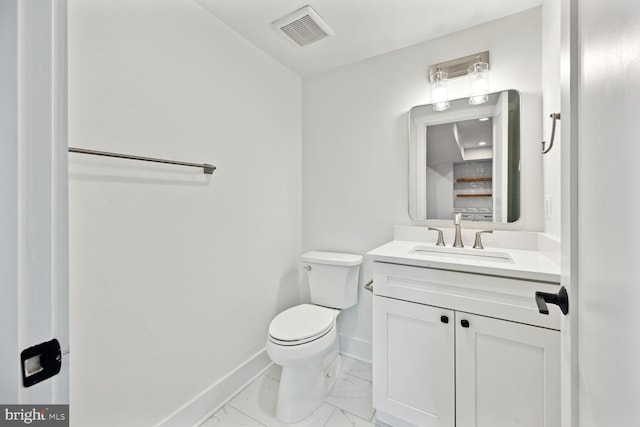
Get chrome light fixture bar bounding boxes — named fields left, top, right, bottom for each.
left=428, top=51, right=490, bottom=80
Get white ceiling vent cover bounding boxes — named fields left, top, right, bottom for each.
left=272, top=6, right=334, bottom=47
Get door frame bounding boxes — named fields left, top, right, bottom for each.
left=0, top=0, right=69, bottom=404
left=560, top=0, right=579, bottom=425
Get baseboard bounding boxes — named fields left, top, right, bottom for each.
left=339, top=334, right=372, bottom=364
left=155, top=349, right=272, bottom=427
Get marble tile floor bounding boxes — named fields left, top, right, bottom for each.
left=200, top=356, right=389, bottom=427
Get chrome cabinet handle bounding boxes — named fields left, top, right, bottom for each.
left=473, top=230, right=493, bottom=249
left=428, top=227, right=446, bottom=246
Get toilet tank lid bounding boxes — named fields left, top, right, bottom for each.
left=301, top=251, right=363, bottom=266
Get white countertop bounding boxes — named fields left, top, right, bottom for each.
left=367, top=240, right=561, bottom=283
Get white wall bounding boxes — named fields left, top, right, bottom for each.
left=302, top=8, right=542, bottom=361
left=542, top=0, right=562, bottom=238
left=68, top=1, right=301, bottom=425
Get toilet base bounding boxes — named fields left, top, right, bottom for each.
left=275, top=352, right=342, bottom=423
left=323, top=345, right=341, bottom=392
left=275, top=359, right=325, bottom=423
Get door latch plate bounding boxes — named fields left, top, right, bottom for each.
left=20, top=338, right=62, bottom=387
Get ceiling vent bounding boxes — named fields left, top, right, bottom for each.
left=272, top=5, right=334, bottom=47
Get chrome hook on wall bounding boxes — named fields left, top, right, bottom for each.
left=542, top=113, right=561, bottom=154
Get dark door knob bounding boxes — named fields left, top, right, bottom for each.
left=441, top=315, right=449, bottom=324
left=460, top=319, right=470, bottom=328
left=535, top=286, right=569, bottom=315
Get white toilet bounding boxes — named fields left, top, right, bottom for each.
left=266, top=251, right=363, bottom=423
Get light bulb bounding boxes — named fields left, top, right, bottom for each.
left=468, top=62, right=489, bottom=105
left=430, top=69, right=450, bottom=112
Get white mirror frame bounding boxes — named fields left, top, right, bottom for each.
left=408, top=90, right=543, bottom=231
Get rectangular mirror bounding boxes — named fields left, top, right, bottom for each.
left=409, top=90, right=521, bottom=223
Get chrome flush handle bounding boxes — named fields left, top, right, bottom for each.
left=303, top=265, right=311, bottom=271
left=364, top=280, right=374, bottom=293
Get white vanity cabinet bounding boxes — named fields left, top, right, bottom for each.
left=455, top=311, right=560, bottom=427
left=373, top=296, right=455, bottom=427
left=371, top=261, right=561, bottom=427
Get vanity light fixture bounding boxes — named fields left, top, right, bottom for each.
left=430, top=65, right=450, bottom=111
left=468, top=58, right=490, bottom=105
left=428, top=51, right=490, bottom=110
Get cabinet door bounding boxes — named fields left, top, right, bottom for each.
left=455, top=313, right=560, bottom=427
left=373, top=296, right=455, bottom=427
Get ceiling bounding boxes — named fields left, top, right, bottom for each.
left=427, top=118, right=493, bottom=166
left=195, top=0, right=542, bottom=76
left=456, top=118, right=493, bottom=149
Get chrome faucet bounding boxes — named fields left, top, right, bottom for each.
left=453, top=212, right=464, bottom=248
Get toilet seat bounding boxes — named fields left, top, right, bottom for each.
left=269, top=325, right=334, bottom=346
left=268, top=304, right=337, bottom=346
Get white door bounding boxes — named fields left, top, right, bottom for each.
left=372, top=296, right=455, bottom=427
left=455, top=312, right=560, bottom=427
left=569, top=0, right=640, bottom=425
left=0, top=0, right=69, bottom=405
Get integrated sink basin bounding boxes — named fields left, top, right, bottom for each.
left=410, top=245, right=514, bottom=264
left=367, top=234, right=561, bottom=282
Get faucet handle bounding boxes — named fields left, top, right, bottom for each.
left=454, top=212, right=462, bottom=225
left=473, top=230, right=493, bottom=249
left=428, top=227, right=446, bottom=246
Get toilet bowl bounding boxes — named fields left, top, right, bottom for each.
left=267, top=304, right=340, bottom=423
left=266, top=251, right=362, bottom=424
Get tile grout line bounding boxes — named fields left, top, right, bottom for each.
left=321, top=406, right=338, bottom=427
left=201, top=405, right=267, bottom=427
left=225, top=400, right=269, bottom=427
left=226, top=403, right=269, bottom=427
left=339, top=370, right=373, bottom=384
left=324, top=403, right=377, bottom=426
left=327, top=369, right=375, bottom=423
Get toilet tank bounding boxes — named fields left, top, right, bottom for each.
left=302, top=251, right=363, bottom=309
